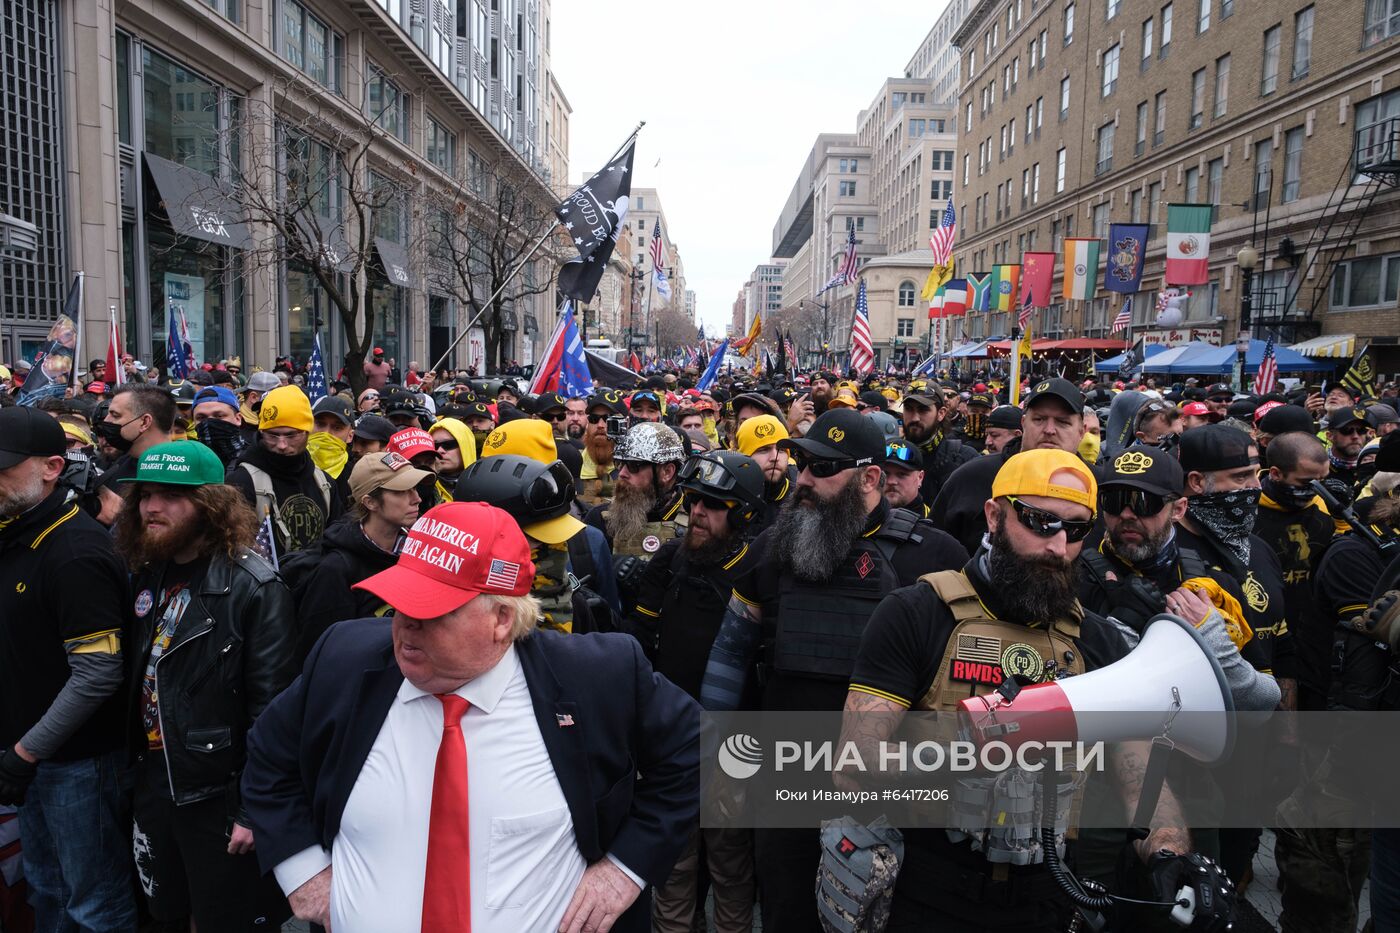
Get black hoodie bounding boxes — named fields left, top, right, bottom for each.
left=227, top=443, right=345, bottom=554
left=293, top=516, right=398, bottom=662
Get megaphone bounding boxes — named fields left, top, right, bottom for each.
left=959, top=613, right=1235, bottom=764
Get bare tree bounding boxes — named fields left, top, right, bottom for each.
left=653, top=301, right=697, bottom=356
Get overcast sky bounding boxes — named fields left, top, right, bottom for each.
left=551, top=1, right=950, bottom=337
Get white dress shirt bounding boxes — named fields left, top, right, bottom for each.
left=275, top=645, right=592, bottom=932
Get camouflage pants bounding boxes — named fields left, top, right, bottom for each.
left=1276, top=827, right=1372, bottom=933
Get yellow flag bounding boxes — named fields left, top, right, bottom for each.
left=1010, top=323, right=1033, bottom=407
left=921, top=260, right=955, bottom=302
left=736, top=313, right=763, bottom=357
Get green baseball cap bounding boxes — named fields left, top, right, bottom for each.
left=120, top=441, right=226, bottom=487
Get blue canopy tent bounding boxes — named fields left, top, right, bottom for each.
left=1139, top=342, right=1221, bottom=374
left=1160, top=339, right=1334, bottom=375
left=1094, top=342, right=1167, bottom=372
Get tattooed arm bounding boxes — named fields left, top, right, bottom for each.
left=834, top=691, right=907, bottom=792
left=1111, top=740, right=1191, bottom=860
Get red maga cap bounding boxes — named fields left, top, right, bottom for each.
left=354, top=501, right=535, bottom=618
left=388, top=428, right=435, bottom=460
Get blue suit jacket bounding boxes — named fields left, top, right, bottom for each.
left=241, top=618, right=700, bottom=927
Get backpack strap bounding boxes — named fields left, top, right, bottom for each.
left=876, top=507, right=925, bottom=546
left=238, top=462, right=281, bottom=530
left=565, top=529, right=597, bottom=587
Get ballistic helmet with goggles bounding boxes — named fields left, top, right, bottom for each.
left=677, top=450, right=766, bottom=527
left=452, top=454, right=584, bottom=545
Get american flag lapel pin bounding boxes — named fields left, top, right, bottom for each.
left=555, top=713, right=575, bottom=728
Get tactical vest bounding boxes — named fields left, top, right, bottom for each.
left=917, top=570, right=1087, bottom=866
left=771, top=508, right=923, bottom=681
left=608, top=497, right=688, bottom=559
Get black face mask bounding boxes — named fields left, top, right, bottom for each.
left=93, top=417, right=137, bottom=453
left=195, top=418, right=248, bottom=466
left=1261, top=475, right=1317, bottom=511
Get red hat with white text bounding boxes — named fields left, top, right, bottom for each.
left=354, top=501, right=535, bottom=618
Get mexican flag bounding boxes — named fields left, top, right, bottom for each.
left=1062, top=238, right=1101, bottom=300
left=1165, top=204, right=1212, bottom=285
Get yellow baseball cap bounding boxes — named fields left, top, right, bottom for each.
left=480, top=418, right=557, bottom=464
left=734, top=414, right=789, bottom=456
left=258, top=385, right=314, bottom=433
left=991, top=449, right=1098, bottom=515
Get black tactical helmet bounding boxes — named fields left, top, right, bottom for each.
left=676, top=450, right=766, bottom=524
left=453, top=454, right=575, bottom=526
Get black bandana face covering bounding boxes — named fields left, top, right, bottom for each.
left=1186, top=488, right=1260, bottom=566
left=195, top=418, right=248, bottom=466
left=1261, top=475, right=1317, bottom=512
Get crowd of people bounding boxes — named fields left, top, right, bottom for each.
left=1, top=349, right=1399, bottom=933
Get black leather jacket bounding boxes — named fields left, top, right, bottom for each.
left=128, top=547, right=297, bottom=808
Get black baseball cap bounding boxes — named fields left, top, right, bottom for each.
left=780, top=409, right=886, bottom=466
left=587, top=389, right=627, bottom=415
left=731, top=392, right=772, bottom=415
left=1178, top=423, right=1258, bottom=473
left=858, top=391, right=889, bottom=412
left=535, top=391, right=568, bottom=414
left=630, top=389, right=662, bottom=409
left=883, top=438, right=924, bottom=471
left=352, top=414, right=397, bottom=443
left=968, top=391, right=997, bottom=409
left=1205, top=383, right=1234, bottom=400
left=1257, top=404, right=1315, bottom=436
left=312, top=395, right=355, bottom=427
left=1022, top=377, right=1085, bottom=415
left=0, top=407, right=65, bottom=469
left=1097, top=446, right=1184, bottom=497
left=770, top=387, right=799, bottom=407
left=989, top=405, right=1024, bottom=429
left=1226, top=398, right=1260, bottom=421
left=1330, top=407, right=1376, bottom=431
left=1377, top=429, right=1400, bottom=474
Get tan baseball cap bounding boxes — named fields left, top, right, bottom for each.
left=349, top=450, right=433, bottom=503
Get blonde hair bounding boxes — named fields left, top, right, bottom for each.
left=477, top=592, right=543, bottom=641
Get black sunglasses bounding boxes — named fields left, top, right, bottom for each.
left=792, top=452, right=867, bottom=478
left=542, top=412, right=568, bottom=422
left=435, top=439, right=459, bottom=452
left=682, top=489, right=737, bottom=512
left=1100, top=487, right=1170, bottom=518
left=1006, top=496, right=1094, bottom=543
left=587, top=413, right=610, bottom=424
left=618, top=460, right=653, bottom=474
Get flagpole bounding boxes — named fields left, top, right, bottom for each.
left=428, top=122, right=647, bottom=376
left=71, top=272, right=84, bottom=393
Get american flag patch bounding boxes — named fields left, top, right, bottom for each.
left=956, top=634, right=1002, bottom=664
left=485, top=559, right=520, bottom=590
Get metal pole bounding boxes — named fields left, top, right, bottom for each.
left=1234, top=265, right=1255, bottom=392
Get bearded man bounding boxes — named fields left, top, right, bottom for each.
left=580, top=390, right=626, bottom=508
left=114, top=442, right=297, bottom=931
left=699, top=409, right=966, bottom=932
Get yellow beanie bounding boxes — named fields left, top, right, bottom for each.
left=258, top=385, right=314, bottom=433
left=481, top=418, right=557, bottom=464
left=735, top=414, right=789, bottom=456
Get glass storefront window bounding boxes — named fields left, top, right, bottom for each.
left=142, top=46, right=220, bottom=177
left=116, top=34, right=131, bottom=145
left=429, top=294, right=453, bottom=370
left=146, top=223, right=226, bottom=370
left=122, top=221, right=138, bottom=356
left=286, top=259, right=334, bottom=366
left=371, top=278, right=404, bottom=365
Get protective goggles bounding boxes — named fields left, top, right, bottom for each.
left=678, top=454, right=739, bottom=493
left=885, top=443, right=919, bottom=466
left=519, top=460, right=576, bottom=518
left=1100, top=487, right=1171, bottom=518
left=1007, top=496, right=1094, bottom=543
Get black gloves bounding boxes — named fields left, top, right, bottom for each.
left=0, top=748, right=39, bottom=806
left=1351, top=590, right=1400, bottom=651
left=1108, top=575, right=1167, bottom=633
left=614, top=555, right=648, bottom=592
left=1148, top=850, right=1236, bottom=932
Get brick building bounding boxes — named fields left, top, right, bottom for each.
left=953, top=0, right=1400, bottom=376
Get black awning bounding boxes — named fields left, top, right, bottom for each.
left=143, top=152, right=251, bottom=250
left=374, top=237, right=416, bottom=289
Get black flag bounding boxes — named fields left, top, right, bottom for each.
left=1119, top=336, right=1144, bottom=377
left=556, top=141, right=635, bottom=303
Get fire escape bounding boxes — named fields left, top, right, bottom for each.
left=1255, top=117, right=1400, bottom=341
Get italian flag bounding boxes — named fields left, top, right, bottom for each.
left=1062, top=238, right=1101, bottom=300
left=1165, top=204, right=1213, bottom=285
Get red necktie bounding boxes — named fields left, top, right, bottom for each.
left=422, top=693, right=471, bottom=932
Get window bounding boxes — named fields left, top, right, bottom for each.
left=431, top=21, right=451, bottom=74
left=1008, top=118, right=1017, bottom=152
left=1366, top=0, right=1400, bottom=46
left=1131, top=187, right=1144, bottom=220
left=1141, top=17, right=1154, bottom=66
left=839, top=158, right=849, bottom=173
left=1102, top=44, right=1121, bottom=96
left=1254, top=138, right=1274, bottom=208
left=898, top=281, right=916, bottom=307
left=1092, top=202, right=1111, bottom=236
left=1097, top=122, right=1115, bottom=174
left=1356, top=90, right=1400, bottom=171
left=1208, top=157, right=1223, bottom=203
left=1033, top=163, right=1041, bottom=202
left=1153, top=91, right=1167, bottom=145
left=848, top=159, right=860, bottom=172
left=1198, top=0, right=1210, bottom=33
left=966, top=102, right=973, bottom=132
left=1056, top=147, right=1067, bottom=191
left=1261, top=25, right=1281, bottom=94
left=1190, top=68, right=1206, bottom=127
left=367, top=67, right=409, bottom=142
left=1036, top=97, right=1044, bottom=129
left=1108, top=0, right=1120, bottom=19
left=846, top=216, right=866, bottom=231
left=1184, top=166, right=1200, bottom=201
left=932, top=179, right=953, bottom=200
left=1060, top=76, right=1071, bottom=117
left=426, top=117, right=455, bottom=172
left=897, top=318, right=916, bottom=337
left=1161, top=3, right=1173, bottom=57
left=1221, top=0, right=1233, bottom=16
left=280, top=0, right=340, bottom=90
left=1282, top=126, right=1304, bottom=202
left=839, top=180, right=857, bottom=197
left=1022, top=168, right=1031, bottom=204
left=1293, top=6, right=1313, bottom=79
left=1026, top=104, right=1034, bottom=141
left=963, top=152, right=970, bottom=186
left=1040, top=29, right=1048, bottom=61
left=932, top=150, right=955, bottom=170
left=1064, top=2, right=1075, bottom=43
left=1213, top=54, right=1230, bottom=117
left=909, top=118, right=926, bottom=137
left=1147, top=181, right=1162, bottom=224
left=1001, top=124, right=1009, bottom=158
left=284, top=129, right=340, bottom=220
left=1014, top=57, right=1020, bottom=86
left=1136, top=101, right=1149, bottom=154
left=1030, top=37, right=1039, bottom=69
left=1331, top=254, right=1400, bottom=307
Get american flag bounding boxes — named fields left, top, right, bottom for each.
left=850, top=279, right=874, bottom=375
left=486, top=558, right=521, bottom=591
left=166, top=303, right=188, bottom=380
left=253, top=514, right=279, bottom=570
left=1017, top=290, right=1035, bottom=330
left=1110, top=296, right=1133, bottom=334
left=650, top=220, right=672, bottom=301
left=816, top=228, right=859, bottom=296
left=929, top=203, right=957, bottom=267
left=1253, top=335, right=1279, bottom=394
left=306, top=332, right=328, bottom=403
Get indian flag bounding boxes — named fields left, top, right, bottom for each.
left=1165, top=204, right=1213, bottom=285
left=1062, top=239, right=1101, bottom=300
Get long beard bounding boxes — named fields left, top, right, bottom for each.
left=986, top=521, right=1081, bottom=626
left=607, top=482, right=656, bottom=543
left=684, top=525, right=734, bottom=567
left=772, top=475, right=870, bottom=582
left=0, top=472, right=47, bottom=518
left=585, top=432, right=614, bottom=466
left=811, top=389, right=833, bottom=412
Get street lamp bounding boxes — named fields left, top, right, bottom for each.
left=1234, top=245, right=1259, bottom=392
